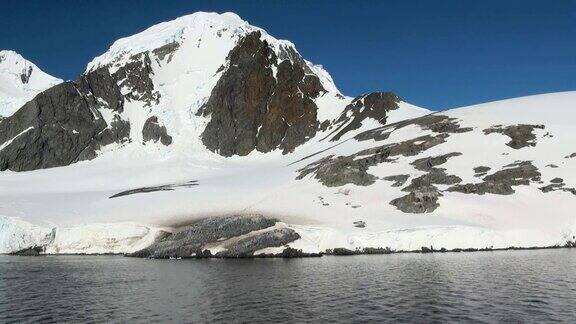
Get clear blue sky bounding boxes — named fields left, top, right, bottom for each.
left=1, top=0, right=575, bottom=110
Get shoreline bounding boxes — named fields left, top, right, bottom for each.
left=6, top=241, right=576, bottom=258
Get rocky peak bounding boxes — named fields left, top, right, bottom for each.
left=199, top=31, right=325, bottom=156
left=0, top=12, right=402, bottom=172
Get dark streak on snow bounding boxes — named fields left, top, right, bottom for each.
left=109, top=180, right=199, bottom=198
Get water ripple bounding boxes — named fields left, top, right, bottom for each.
left=0, top=250, right=575, bottom=323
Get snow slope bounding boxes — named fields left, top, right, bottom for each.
left=0, top=50, right=62, bottom=117
left=0, top=12, right=574, bottom=255
left=1, top=92, right=575, bottom=254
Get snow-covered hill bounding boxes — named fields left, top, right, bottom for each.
left=0, top=50, right=62, bottom=117
left=0, top=12, right=574, bottom=256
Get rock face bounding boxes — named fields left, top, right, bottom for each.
left=390, top=186, right=441, bottom=213
left=142, top=116, right=172, bottom=145
left=130, top=215, right=300, bottom=258
left=0, top=66, right=133, bottom=171
left=200, top=31, right=325, bottom=156
left=0, top=45, right=174, bottom=171
left=483, top=124, right=545, bottom=149
left=215, top=228, right=300, bottom=258
left=113, top=52, right=160, bottom=106
left=327, top=92, right=400, bottom=141
left=0, top=81, right=105, bottom=171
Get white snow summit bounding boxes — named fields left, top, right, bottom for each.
left=0, top=50, right=62, bottom=117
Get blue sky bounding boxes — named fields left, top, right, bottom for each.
left=1, top=0, right=574, bottom=110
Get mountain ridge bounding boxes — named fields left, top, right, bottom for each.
left=0, top=11, right=423, bottom=172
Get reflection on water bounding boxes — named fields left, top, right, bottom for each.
left=0, top=249, right=575, bottom=323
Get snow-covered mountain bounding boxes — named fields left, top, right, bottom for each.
left=0, top=12, right=574, bottom=256
left=0, top=50, right=62, bottom=117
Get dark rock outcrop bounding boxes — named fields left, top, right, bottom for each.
left=355, top=114, right=472, bottom=142
left=383, top=174, right=410, bottom=187
left=142, top=116, right=172, bottom=145
left=539, top=178, right=576, bottom=196
left=9, top=246, right=44, bottom=256
left=0, top=42, right=175, bottom=171
left=0, top=81, right=109, bottom=171
left=389, top=155, right=462, bottom=213
left=326, top=248, right=357, bottom=256
left=448, top=161, right=541, bottom=195
left=402, top=168, right=462, bottom=192
left=410, top=152, right=462, bottom=171
left=474, top=166, right=491, bottom=173
left=484, top=161, right=541, bottom=185
left=327, top=92, right=400, bottom=141
left=473, top=166, right=491, bottom=177
left=447, top=182, right=515, bottom=195
left=413, top=115, right=474, bottom=134
left=390, top=185, right=442, bottom=213
left=129, top=215, right=291, bottom=258
left=75, top=115, right=131, bottom=162
left=353, top=221, right=366, bottom=228
left=215, top=228, right=300, bottom=258
left=296, top=155, right=380, bottom=187
left=20, top=66, right=33, bottom=84
left=296, top=134, right=449, bottom=187
left=113, top=52, right=160, bottom=106
left=483, top=124, right=545, bottom=149
left=152, top=42, right=180, bottom=63
left=200, top=31, right=324, bottom=156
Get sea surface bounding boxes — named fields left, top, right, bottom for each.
left=0, top=249, right=575, bottom=323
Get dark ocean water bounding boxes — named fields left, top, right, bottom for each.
left=0, top=249, right=575, bottom=323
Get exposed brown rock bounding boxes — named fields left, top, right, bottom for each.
left=200, top=31, right=324, bottom=156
